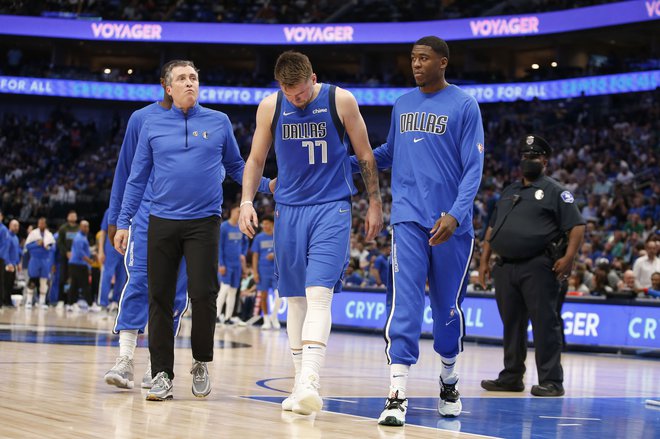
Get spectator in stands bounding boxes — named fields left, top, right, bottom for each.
left=617, top=269, right=640, bottom=296
left=632, top=239, right=660, bottom=290
left=56, top=210, right=79, bottom=306
left=343, top=264, right=363, bottom=287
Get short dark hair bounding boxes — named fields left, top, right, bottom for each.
left=162, top=60, right=198, bottom=86
left=274, top=51, right=313, bottom=86
left=262, top=215, right=274, bottom=223
left=414, top=36, right=450, bottom=60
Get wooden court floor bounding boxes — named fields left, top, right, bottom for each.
left=0, top=307, right=658, bottom=439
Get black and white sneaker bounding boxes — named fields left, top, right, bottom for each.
left=438, top=377, right=462, bottom=417
left=377, top=390, right=408, bottom=426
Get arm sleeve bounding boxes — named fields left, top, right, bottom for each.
left=117, top=122, right=153, bottom=229
left=447, top=98, right=485, bottom=226
left=108, top=112, right=142, bottom=226
left=221, top=115, right=271, bottom=193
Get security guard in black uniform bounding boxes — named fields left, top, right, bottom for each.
left=478, top=135, right=585, bottom=397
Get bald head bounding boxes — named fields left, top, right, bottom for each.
left=79, top=220, right=90, bottom=235
left=8, top=219, right=19, bottom=233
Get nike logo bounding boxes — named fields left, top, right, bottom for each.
left=393, top=374, right=406, bottom=378
left=413, top=138, right=424, bottom=143
left=445, top=319, right=456, bottom=326
left=339, top=208, right=350, bottom=213
left=283, top=111, right=296, bottom=116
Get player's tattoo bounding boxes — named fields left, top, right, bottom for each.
left=358, top=159, right=382, bottom=203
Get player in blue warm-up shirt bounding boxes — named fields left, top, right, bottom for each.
left=250, top=215, right=279, bottom=329
left=3, top=220, right=21, bottom=307
left=25, top=217, right=55, bottom=309
left=97, top=208, right=126, bottom=309
left=216, top=206, right=248, bottom=324
left=67, top=221, right=94, bottom=310
left=115, top=60, right=271, bottom=401
left=239, top=51, right=383, bottom=415
left=351, top=36, right=484, bottom=426
left=103, top=62, right=191, bottom=392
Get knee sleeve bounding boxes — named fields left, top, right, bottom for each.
left=301, top=286, right=333, bottom=346
left=39, top=278, right=49, bottom=295
left=286, top=297, right=307, bottom=350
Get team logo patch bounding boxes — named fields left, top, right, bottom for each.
left=560, top=191, right=574, bottom=203
left=275, top=210, right=279, bottom=218
left=449, top=308, right=456, bottom=317
left=535, top=189, right=544, bottom=200
left=477, top=143, right=484, bottom=153
left=192, top=131, right=199, bottom=137
left=526, top=135, right=534, bottom=145
left=202, top=131, right=209, bottom=139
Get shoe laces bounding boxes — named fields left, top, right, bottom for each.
left=152, top=371, right=170, bottom=388
left=114, top=356, right=132, bottom=372
left=384, top=391, right=407, bottom=412
left=440, top=378, right=460, bottom=401
left=191, top=361, right=208, bottom=382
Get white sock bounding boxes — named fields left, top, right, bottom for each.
left=39, top=279, right=49, bottom=304
left=119, top=330, right=138, bottom=359
left=26, top=288, right=34, bottom=306
left=291, top=348, right=302, bottom=390
left=390, top=363, right=410, bottom=398
left=440, top=355, right=457, bottom=384
left=225, top=286, right=237, bottom=319
left=216, top=283, right=230, bottom=318
left=271, top=289, right=282, bottom=317
left=287, top=297, right=307, bottom=385
left=300, top=343, right=326, bottom=380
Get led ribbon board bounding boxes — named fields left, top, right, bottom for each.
left=0, top=1, right=658, bottom=44
left=1, top=71, right=658, bottom=105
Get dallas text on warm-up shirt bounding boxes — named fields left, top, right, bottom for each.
left=351, top=84, right=484, bottom=237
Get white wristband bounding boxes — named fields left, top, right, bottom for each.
left=240, top=201, right=253, bottom=208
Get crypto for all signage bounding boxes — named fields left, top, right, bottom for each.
left=0, top=1, right=657, bottom=44
left=1, top=71, right=658, bottom=105
left=266, top=290, right=659, bottom=351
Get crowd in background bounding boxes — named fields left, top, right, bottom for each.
left=1, top=88, right=659, bottom=304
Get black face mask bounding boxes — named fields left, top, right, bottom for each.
left=520, top=159, right=543, bottom=180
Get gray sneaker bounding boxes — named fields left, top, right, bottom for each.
left=146, top=372, right=173, bottom=401
left=190, top=361, right=211, bottom=397
left=104, top=356, right=134, bottom=389
left=141, top=359, right=152, bottom=389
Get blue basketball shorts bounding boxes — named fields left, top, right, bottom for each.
left=220, top=265, right=242, bottom=289
left=274, top=200, right=351, bottom=297
left=113, top=207, right=189, bottom=334
left=28, top=257, right=51, bottom=279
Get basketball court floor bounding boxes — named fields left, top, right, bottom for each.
left=0, top=307, right=658, bottom=438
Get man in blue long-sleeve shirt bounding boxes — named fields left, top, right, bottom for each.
left=104, top=61, right=190, bottom=392
left=352, top=36, right=484, bottom=426
left=115, top=60, right=272, bottom=401
left=0, top=211, right=10, bottom=307
left=3, top=219, right=21, bottom=307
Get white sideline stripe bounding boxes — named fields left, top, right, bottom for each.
left=325, top=398, right=357, bottom=404
left=540, top=416, right=601, bottom=421
left=558, top=424, right=582, bottom=426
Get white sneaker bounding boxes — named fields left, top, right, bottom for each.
left=271, top=313, right=281, bottom=329
left=261, top=318, right=272, bottom=330
left=141, top=360, right=153, bottom=389
left=292, top=374, right=322, bottom=415
left=230, top=316, right=243, bottom=325
left=377, top=389, right=407, bottom=426
left=281, top=384, right=298, bottom=411
left=25, top=301, right=33, bottom=310
left=108, top=302, right=119, bottom=313
left=438, top=376, right=462, bottom=417
left=90, top=303, right=102, bottom=313
left=56, top=301, right=64, bottom=310
left=65, top=304, right=74, bottom=312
